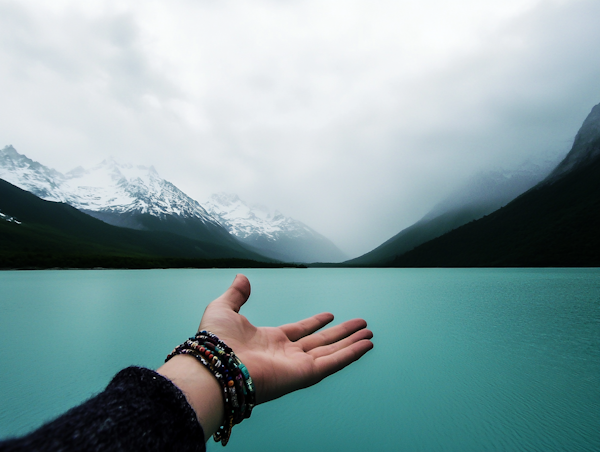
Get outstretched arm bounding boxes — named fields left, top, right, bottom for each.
left=0, top=274, right=372, bottom=451
left=157, top=274, right=373, bottom=438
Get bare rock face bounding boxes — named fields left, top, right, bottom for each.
left=547, top=102, right=600, bottom=181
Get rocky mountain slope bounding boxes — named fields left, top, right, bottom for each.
left=346, top=154, right=562, bottom=266
left=0, top=179, right=277, bottom=268
left=545, top=103, right=600, bottom=181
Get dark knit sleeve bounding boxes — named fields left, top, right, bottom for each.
left=0, top=367, right=206, bottom=452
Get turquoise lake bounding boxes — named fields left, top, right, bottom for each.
left=0, top=268, right=599, bottom=451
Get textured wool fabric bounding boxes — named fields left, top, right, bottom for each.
left=0, top=367, right=206, bottom=452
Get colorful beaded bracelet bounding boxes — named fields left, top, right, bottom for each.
left=166, top=330, right=256, bottom=446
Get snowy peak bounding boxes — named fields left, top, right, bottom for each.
left=0, top=145, right=67, bottom=201
left=1, top=146, right=347, bottom=263
left=62, top=159, right=173, bottom=215
left=209, top=192, right=242, bottom=207
left=204, top=192, right=347, bottom=263
left=0, top=146, right=219, bottom=225
left=204, top=193, right=313, bottom=241
left=207, top=193, right=276, bottom=223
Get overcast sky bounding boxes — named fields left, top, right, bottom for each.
left=1, top=0, right=599, bottom=257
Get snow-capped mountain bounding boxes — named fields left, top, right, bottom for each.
left=0, top=145, right=67, bottom=201
left=0, top=145, right=218, bottom=224
left=0, top=146, right=259, bottom=257
left=204, top=193, right=312, bottom=241
left=0, top=145, right=348, bottom=262
left=204, top=193, right=348, bottom=263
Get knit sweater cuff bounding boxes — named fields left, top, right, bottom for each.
left=0, top=366, right=206, bottom=452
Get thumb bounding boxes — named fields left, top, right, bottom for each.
left=213, top=274, right=251, bottom=313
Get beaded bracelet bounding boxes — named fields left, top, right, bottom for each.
left=165, top=330, right=256, bottom=446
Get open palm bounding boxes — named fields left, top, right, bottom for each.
left=198, top=274, right=373, bottom=404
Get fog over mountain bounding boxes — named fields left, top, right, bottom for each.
left=347, top=151, right=564, bottom=265
left=424, top=153, right=563, bottom=221
left=384, top=101, right=600, bottom=267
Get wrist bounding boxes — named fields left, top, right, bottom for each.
left=162, top=330, right=257, bottom=445
left=156, top=354, right=224, bottom=439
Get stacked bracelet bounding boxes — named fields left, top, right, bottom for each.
left=165, top=330, right=256, bottom=446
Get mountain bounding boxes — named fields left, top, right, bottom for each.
left=204, top=193, right=348, bottom=263
left=545, top=102, right=600, bottom=181
left=0, top=146, right=261, bottom=259
left=0, top=178, right=280, bottom=268
left=0, top=146, right=66, bottom=200
left=0, top=146, right=346, bottom=263
left=346, top=154, right=562, bottom=266
left=385, top=102, right=600, bottom=267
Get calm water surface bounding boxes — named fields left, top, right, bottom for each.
left=0, top=268, right=599, bottom=451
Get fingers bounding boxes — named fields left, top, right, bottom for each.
left=308, top=328, right=373, bottom=359
left=313, top=339, right=374, bottom=380
left=279, top=312, right=334, bottom=341
left=213, top=274, right=251, bottom=313
left=298, top=318, right=368, bottom=351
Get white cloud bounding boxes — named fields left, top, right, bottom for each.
left=0, top=0, right=598, bottom=256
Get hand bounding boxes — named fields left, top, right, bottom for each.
left=158, top=274, right=373, bottom=438
left=198, top=274, right=374, bottom=404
